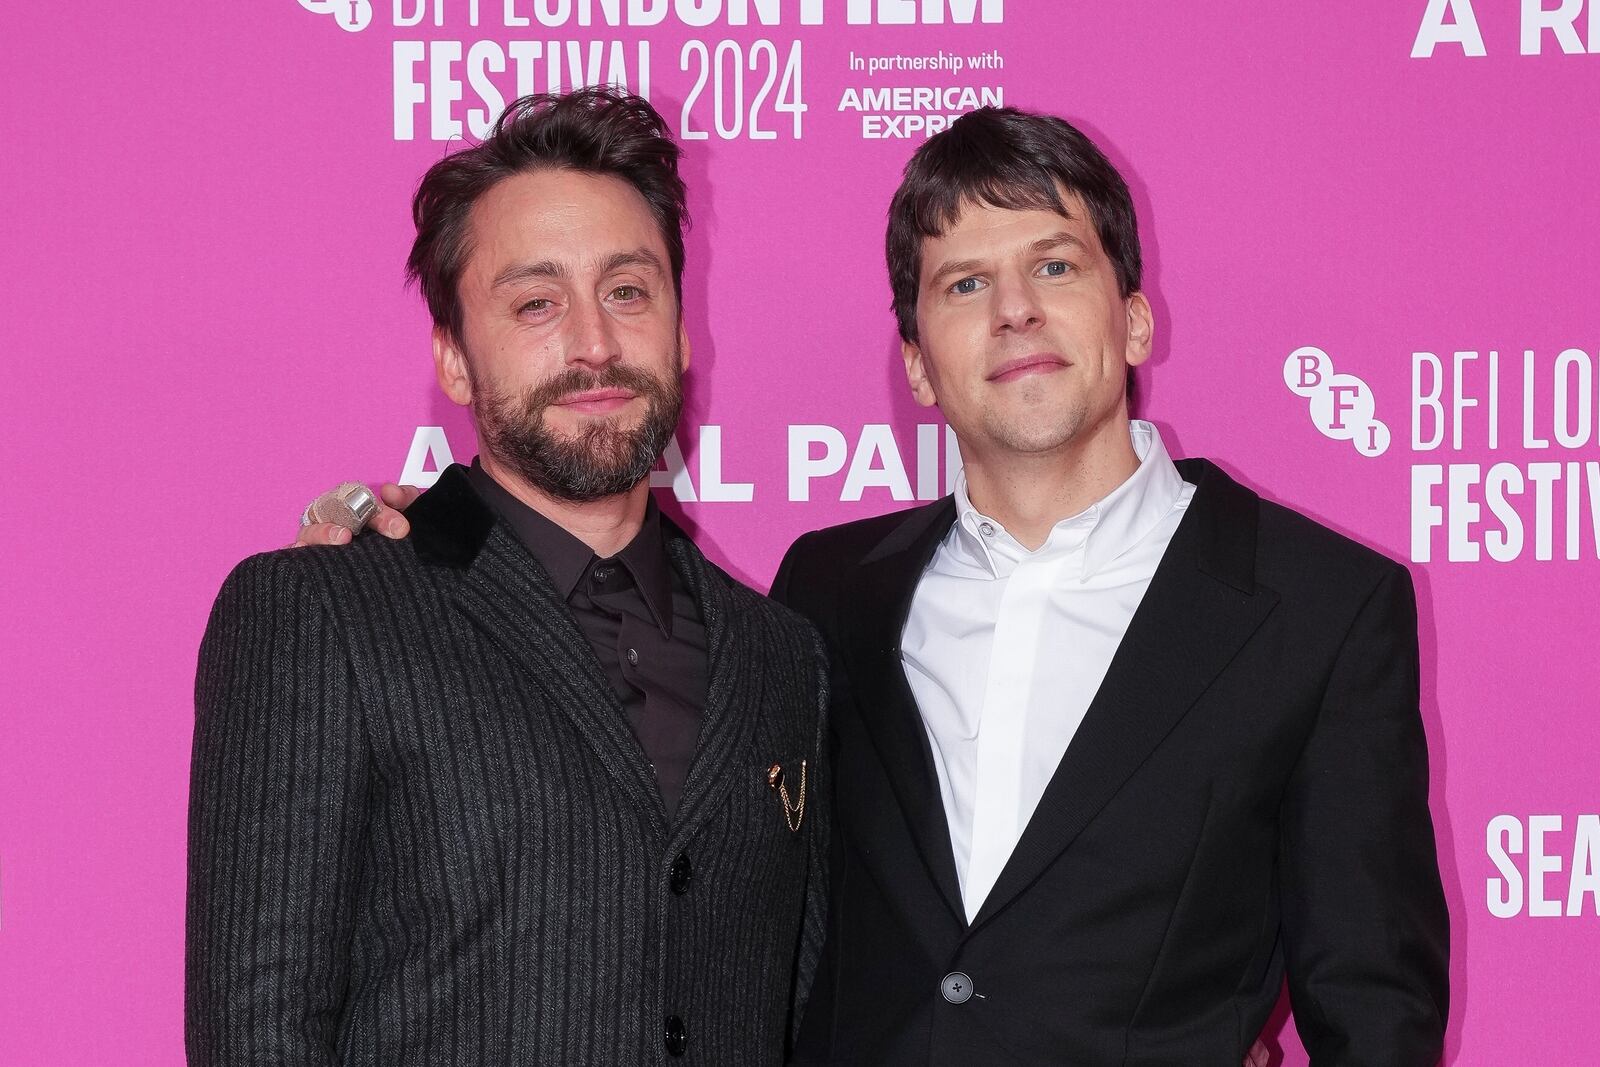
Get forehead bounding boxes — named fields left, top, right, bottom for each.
left=466, top=168, right=666, bottom=276
left=924, top=189, right=1103, bottom=262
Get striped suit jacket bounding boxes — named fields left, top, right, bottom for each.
left=187, top=465, right=829, bottom=1066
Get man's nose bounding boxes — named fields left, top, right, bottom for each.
left=566, top=296, right=621, bottom=368
left=991, top=270, right=1045, bottom=335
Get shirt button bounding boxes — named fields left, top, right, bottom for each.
left=941, top=971, right=973, bottom=1004
left=664, top=1014, right=687, bottom=1056
left=670, top=853, right=693, bottom=895
left=978, top=521, right=995, bottom=537
left=626, top=647, right=639, bottom=666
left=593, top=565, right=613, bottom=582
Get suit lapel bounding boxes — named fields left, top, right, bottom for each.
left=843, top=497, right=967, bottom=924
left=414, top=469, right=768, bottom=847
left=412, top=466, right=669, bottom=833
left=968, top=460, right=1279, bottom=932
left=663, top=537, right=758, bottom=852
left=454, top=527, right=671, bottom=830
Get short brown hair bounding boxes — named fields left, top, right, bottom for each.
left=886, top=107, right=1142, bottom=344
left=406, top=87, right=688, bottom=342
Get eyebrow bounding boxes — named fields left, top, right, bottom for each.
left=926, top=257, right=986, bottom=290
left=1028, top=231, right=1090, bottom=256
left=926, top=230, right=1091, bottom=291
left=492, top=259, right=565, bottom=290
left=491, top=248, right=665, bottom=291
left=598, top=248, right=665, bottom=277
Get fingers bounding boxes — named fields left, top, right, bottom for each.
left=370, top=484, right=417, bottom=539
left=290, top=483, right=417, bottom=548
left=370, top=501, right=411, bottom=538
left=1244, top=1039, right=1271, bottom=1067
left=292, top=521, right=352, bottom=549
left=369, top=505, right=410, bottom=539
left=379, top=483, right=422, bottom=510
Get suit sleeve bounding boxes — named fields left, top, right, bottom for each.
left=186, top=554, right=371, bottom=1066
left=1278, top=564, right=1450, bottom=1065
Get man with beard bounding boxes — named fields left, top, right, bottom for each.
left=186, top=88, right=829, bottom=1066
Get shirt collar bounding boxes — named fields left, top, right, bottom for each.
left=612, top=504, right=676, bottom=637
left=466, top=459, right=677, bottom=637
left=951, top=420, right=1187, bottom=580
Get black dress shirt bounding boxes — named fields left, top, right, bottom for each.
left=467, top=461, right=708, bottom=817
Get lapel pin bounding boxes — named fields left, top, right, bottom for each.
left=768, top=760, right=807, bottom=832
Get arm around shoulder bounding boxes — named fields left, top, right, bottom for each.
left=187, top=553, right=371, bottom=1066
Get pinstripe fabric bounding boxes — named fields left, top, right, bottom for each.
left=187, top=465, right=829, bottom=1066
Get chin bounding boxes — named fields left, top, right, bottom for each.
left=547, top=410, right=639, bottom=436
left=982, top=407, right=1086, bottom=455
left=1006, top=431, right=1081, bottom=455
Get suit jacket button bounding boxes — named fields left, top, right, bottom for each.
left=670, top=853, right=693, bottom=895
left=941, top=971, right=973, bottom=1004
left=664, top=1014, right=687, bottom=1056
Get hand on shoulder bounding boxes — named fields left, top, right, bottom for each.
left=291, top=482, right=420, bottom=547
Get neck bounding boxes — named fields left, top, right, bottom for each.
left=960, top=416, right=1140, bottom=551
left=478, top=451, right=651, bottom=558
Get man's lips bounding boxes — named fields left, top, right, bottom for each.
left=987, top=354, right=1069, bottom=383
left=553, top=388, right=637, bottom=414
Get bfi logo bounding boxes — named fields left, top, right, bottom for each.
left=298, top=0, right=374, bottom=32
left=1283, top=346, right=1392, bottom=458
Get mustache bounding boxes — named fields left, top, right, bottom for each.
left=525, top=363, right=672, bottom=411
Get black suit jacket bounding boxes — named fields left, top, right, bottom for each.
left=771, top=459, right=1448, bottom=1066
left=187, top=465, right=829, bottom=1066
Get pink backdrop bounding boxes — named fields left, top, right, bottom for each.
left=4, top=1, right=1597, bottom=1062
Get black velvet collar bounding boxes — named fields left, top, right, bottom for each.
left=407, top=464, right=496, bottom=570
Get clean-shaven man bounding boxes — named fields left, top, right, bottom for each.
left=302, top=106, right=1448, bottom=1064
left=189, top=88, right=828, bottom=1065
left=771, top=109, right=1449, bottom=1064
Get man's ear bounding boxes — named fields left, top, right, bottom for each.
left=1124, top=291, right=1154, bottom=369
left=901, top=337, right=939, bottom=408
left=677, top=318, right=691, bottom=374
left=433, top=327, right=473, bottom=406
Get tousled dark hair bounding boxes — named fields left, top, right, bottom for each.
left=407, top=87, right=688, bottom=343
left=886, top=106, right=1142, bottom=345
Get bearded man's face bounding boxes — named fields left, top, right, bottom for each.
left=432, top=167, right=691, bottom=501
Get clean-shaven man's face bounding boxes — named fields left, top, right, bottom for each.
left=434, top=167, right=689, bottom=501
left=901, top=188, right=1152, bottom=465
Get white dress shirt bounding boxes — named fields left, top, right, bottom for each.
left=901, top=421, right=1195, bottom=921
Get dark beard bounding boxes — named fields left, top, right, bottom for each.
left=474, top=359, right=683, bottom=503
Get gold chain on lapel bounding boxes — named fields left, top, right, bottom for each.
left=767, top=760, right=808, bottom=832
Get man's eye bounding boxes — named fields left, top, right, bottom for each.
left=519, top=298, right=552, bottom=313
left=1040, top=260, right=1071, bottom=277
left=612, top=285, right=644, bottom=301
left=951, top=277, right=982, bottom=295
